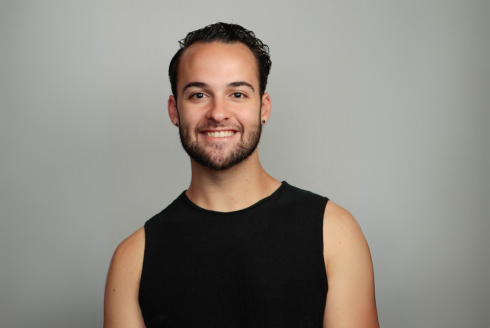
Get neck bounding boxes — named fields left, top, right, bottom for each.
left=185, top=150, right=282, bottom=212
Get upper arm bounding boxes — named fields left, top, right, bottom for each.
left=104, top=227, right=146, bottom=328
left=322, top=201, right=379, bottom=328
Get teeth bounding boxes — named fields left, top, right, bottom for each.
left=205, top=131, right=235, bottom=138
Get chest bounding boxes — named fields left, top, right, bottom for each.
left=139, top=210, right=328, bottom=327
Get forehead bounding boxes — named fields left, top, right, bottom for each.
left=177, top=42, right=259, bottom=91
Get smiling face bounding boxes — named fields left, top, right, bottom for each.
left=168, top=41, right=271, bottom=171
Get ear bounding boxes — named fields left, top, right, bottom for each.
left=168, top=95, right=179, bottom=126
left=260, top=93, right=271, bottom=124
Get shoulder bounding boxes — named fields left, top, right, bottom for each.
left=104, top=227, right=146, bottom=327
left=105, top=227, right=146, bottom=300
left=109, top=227, right=145, bottom=277
left=322, top=200, right=371, bottom=274
left=321, top=201, right=379, bottom=326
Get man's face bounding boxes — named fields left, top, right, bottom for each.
left=170, top=42, right=268, bottom=171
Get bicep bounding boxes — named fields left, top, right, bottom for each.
left=104, top=227, right=146, bottom=328
left=322, top=202, right=379, bottom=328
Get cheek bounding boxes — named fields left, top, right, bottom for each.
left=179, top=110, right=200, bottom=125
left=237, top=114, right=260, bottom=131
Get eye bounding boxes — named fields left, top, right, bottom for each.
left=232, top=92, right=246, bottom=98
left=190, top=93, right=205, bottom=99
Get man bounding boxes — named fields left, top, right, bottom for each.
left=104, top=22, right=379, bottom=328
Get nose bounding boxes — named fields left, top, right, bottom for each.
left=206, top=97, right=229, bottom=123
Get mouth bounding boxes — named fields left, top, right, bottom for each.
left=200, top=130, right=238, bottom=139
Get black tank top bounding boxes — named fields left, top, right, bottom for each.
left=139, top=181, right=329, bottom=328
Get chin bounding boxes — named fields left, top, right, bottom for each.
left=193, top=147, right=255, bottom=171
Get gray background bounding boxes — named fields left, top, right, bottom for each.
left=1, top=0, right=488, bottom=327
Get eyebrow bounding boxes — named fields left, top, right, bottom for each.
left=182, top=81, right=255, bottom=93
left=182, top=82, right=208, bottom=93
left=227, top=81, right=255, bottom=92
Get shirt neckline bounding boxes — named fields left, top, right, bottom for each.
left=180, top=181, right=287, bottom=215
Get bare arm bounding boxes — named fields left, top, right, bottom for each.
left=104, top=227, right=146, bottom=328
left=322, top=201, right=379, bottom=328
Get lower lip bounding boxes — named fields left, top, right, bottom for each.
left=200, top=132, right=238, bottom=141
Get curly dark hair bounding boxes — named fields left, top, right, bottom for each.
left=169, top=22, right=272, bottom=99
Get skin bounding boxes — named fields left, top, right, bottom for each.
left=104, top=41, right=379, bottom=328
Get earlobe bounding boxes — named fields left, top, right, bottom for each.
left=261, top=93, right=271, bottom=124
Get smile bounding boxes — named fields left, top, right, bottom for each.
left=202, top=130, right=236, bottom=138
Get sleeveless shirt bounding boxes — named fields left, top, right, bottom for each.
left=139, top=181, right=329, bottom=327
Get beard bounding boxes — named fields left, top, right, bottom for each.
left=178, top=119, right=262, bottom=171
